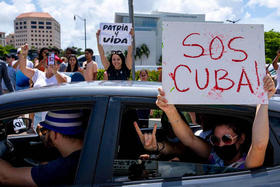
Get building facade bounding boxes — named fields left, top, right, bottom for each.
left=14, top=12, right=61, bottom=49
left=6, top=33, right=15, bottom=47
left=115, top=11, right=221, bottom=66
left=0, top=32, right=6, bottom=46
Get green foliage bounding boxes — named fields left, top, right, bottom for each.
left=0, top=45, right=16, bottom=58
left=264, top=30, right=280, bottom=63
left=97, top=69, right=105, bottom=80
left=135, top=43, right=150, bottom=65
left=96, top=69, right=161, bottom=81
left=129, top=69, right=160, bottom=81
left=61, top=46, right=84, bottom=57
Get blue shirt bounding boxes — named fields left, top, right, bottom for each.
left=31, top=150, right=81, bottom=186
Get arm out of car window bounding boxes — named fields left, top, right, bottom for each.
left=156, top=88, right=211, bottom=159
left=245, top=75, right=276, bottom=168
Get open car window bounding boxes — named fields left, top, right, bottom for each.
left=111, top=105, right=262, bottom=183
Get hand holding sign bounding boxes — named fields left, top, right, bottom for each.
left=156, top=88, right=176, bottom=114
left=263, top=75, right=276, bottom=99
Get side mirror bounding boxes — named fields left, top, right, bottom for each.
left=7, top=118, right=32, bottom=134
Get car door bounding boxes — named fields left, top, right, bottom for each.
left=0, top=94, right=110, bottom=186
left=94, top=101, right=280, bottom=186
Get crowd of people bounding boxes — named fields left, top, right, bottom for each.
left=0, top=27, right=160, bottom=96
left=0, top=27, right=278, bottom=186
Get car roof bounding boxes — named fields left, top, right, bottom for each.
left=0, top=81, right=279, bottom=112
left=0, top=81, right=161, bottom=105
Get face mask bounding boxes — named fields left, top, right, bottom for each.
left=214, top=144, right=239, bottom=161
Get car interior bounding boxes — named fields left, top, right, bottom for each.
left=113, top=105, right=275, bottom=182
left=0, top=107, right=91, bottom=168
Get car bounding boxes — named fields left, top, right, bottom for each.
left=0, top=81, right=280, bottom=186
left=77, top=54, right=103, bottom=69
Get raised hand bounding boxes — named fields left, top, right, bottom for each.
left=134, top=121, right=157, bottom=151
left=129, top=27, right=134, bottom=37
left=20, top=44, right=29, bottom=57
left=263, top=75, right=276, bottom=99
left=156, top=88, right=176, bottom=113
left=96, top=29, right=101, bottom=42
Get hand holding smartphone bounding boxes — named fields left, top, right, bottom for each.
left=48, top=52, right=55, bottom=66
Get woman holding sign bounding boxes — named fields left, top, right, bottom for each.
left=96, top=28, right=134, bottom=80
left=134, top=75, right=276, bottom=169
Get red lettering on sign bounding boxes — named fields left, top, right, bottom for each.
left=209, top=36, right=224, bottom=60
left=195, top=68, right=209, bottom=90
left=182, top=33, right=204, bottom=58
left=173, top=65, right=192, bottom=92
left=255, top=60, right=260, bottom=87
left=228, top=37, right=248, bottom=63
left=237, top=68, right=254, bottom=94
left=214, top=69, right=235, bottom=91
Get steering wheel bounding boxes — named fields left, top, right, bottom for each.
left=0, top=139, right=15, bottom=160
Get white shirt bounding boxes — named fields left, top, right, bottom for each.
left=276, top=67, right=280, bottom=90
left=12, top=60, right=34, bottom=70
left=32, top=69, right=71, bottom=88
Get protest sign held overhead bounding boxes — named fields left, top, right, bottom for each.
left=162, top=22, right=267, bottom=104
left=100, top=23, right=132, bottom=46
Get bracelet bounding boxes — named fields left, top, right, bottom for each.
left=156, top=142, right=165, bottom=153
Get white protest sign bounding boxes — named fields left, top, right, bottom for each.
left=162, top=22, right=267, bottom=104
left=100, top=23, right=132, bottom=46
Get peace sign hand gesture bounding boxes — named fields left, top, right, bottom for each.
left=134, top=121, right=158, bottom=152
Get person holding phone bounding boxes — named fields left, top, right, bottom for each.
left=18, top=44, right=70, bottom=88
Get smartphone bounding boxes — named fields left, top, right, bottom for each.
left=48, top=52, right=55, bottom=66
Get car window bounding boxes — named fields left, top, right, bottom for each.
left=112, top=106, right=251, bottom=183
left=0, top=107, right=92, bottom=167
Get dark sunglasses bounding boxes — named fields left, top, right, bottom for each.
left=111, top=50, right=122, bottom=55
left=209, top=134, right=238, bottom=146
left=37, top=126, right=50, bottom=136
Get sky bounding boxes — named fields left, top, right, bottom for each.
left=0, top=0, right=279, bottom=52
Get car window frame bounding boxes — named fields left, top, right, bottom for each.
left=95, top=100, right=280, bottom=186
left=0, top=95, right=110, bottom=186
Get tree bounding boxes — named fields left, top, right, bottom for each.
left=264, top=30, right=280, bottom=64
left=0, top=45, right=16, bottom=58
left=135, top=44, right=150, bottom=65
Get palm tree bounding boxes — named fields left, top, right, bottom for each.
left=135, top=44, right=150, bottom=65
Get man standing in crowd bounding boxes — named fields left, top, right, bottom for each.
left=272, top=49, right=280, bottom=94
left=0, top=58, right=14, bottom=95
left=2, top=54, right=16, bottom=93
left=12, top=48, right=34, bottom=90
left=83, top=48, right=98, bottom=81
left=0, top=109, right=85, bottom=186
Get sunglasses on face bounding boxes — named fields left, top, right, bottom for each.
left=37, top=126, right=50, bottom=136
left=111, top=50, right=122, bottom=55
left=209, top=134, right=238, bottom=146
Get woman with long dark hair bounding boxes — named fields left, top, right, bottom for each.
left=96, top=28, right=134, bottom=80
left=35, top=47, right=49, bottom=71
left=66, top=55, right=81, bottom=72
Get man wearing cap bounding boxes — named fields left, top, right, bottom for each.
left=0, top=57, right=14, bottom=95
left=0, top=109, right=85, bottom=186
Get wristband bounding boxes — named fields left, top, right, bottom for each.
left=156, top=142, right=165, bottom=153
